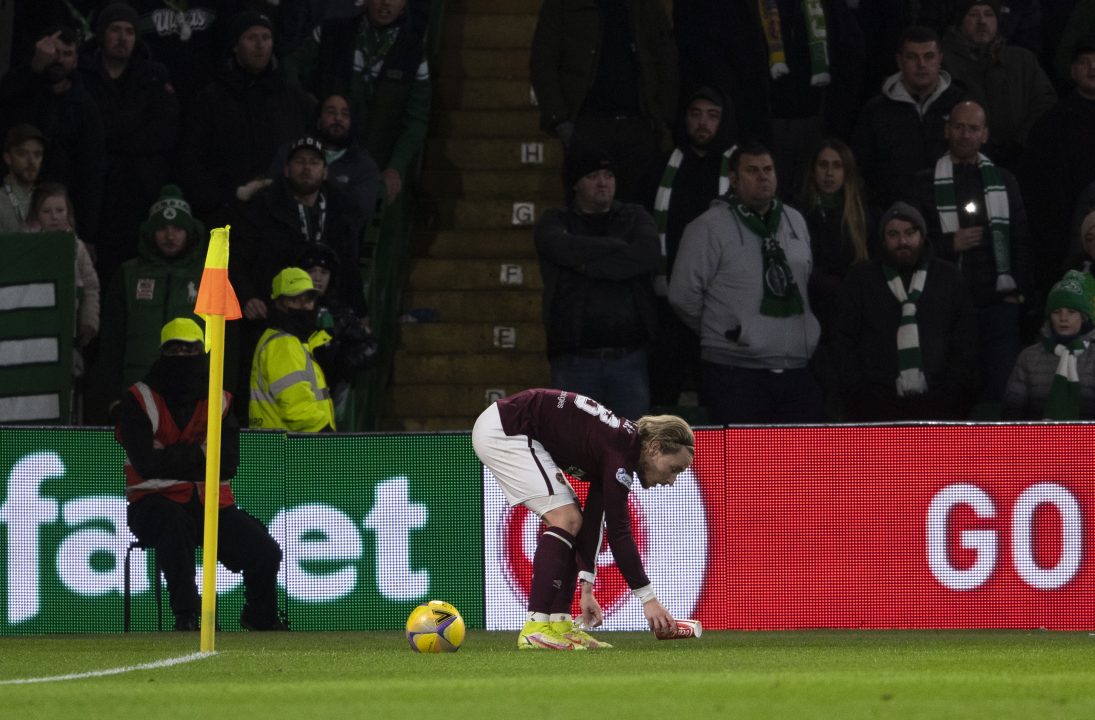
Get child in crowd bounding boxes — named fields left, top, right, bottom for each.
left=27, top=182, right=100, bottom=407
left=1003, top=270, right=1095, bottom=419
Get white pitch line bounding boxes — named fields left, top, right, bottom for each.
left=0, top=651, right=216, bottom=685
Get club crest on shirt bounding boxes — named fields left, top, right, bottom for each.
left=615, top=468, right=632, bottom=488
left=135, top=278, right=155, bottom=300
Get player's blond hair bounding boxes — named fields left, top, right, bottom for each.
left=636, top=415, right=695, bottom=457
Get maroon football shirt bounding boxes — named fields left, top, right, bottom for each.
left=496, top=388, right=650, bottom=591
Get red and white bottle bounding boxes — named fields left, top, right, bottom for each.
left=655, top=618, right=702, bottom=640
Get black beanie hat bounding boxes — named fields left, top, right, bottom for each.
left=954, top=0, right=1001, bottom=24
left=296, top=243, right=340, bottom=272
left=95, top=2, right=139, bottom=37
left=229, top=10, right=274, bottom=45
left=565, top=148, right=615, bottom=189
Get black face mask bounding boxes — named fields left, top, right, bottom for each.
left=271, top=304, right=318, bottom=341
left=148, top=355, right=209, bottom=400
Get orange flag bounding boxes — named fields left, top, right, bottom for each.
left=194, top=226, right=242, bottom=329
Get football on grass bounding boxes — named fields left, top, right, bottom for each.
left=405, top=600, right=465, bottom=653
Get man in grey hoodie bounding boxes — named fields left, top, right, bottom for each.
left=668, top=142, right=823, bottom=424
left=852, top=25, right=966, bottom=213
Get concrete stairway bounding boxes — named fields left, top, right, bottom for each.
left=380, top=0, right=559, bottom=431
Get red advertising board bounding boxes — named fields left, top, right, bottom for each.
left=690, top=425, right=1095, bottom=630
left=483, top=423, right=1095, bottom=631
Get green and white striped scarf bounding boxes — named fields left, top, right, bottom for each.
left=884, top=263, right=929, bottom=397
left=757, top=0, right=831, bottom=86
left=652, top=146, right=735, bottom=294
left=932, top=153, right=1016, bottom=293
left=1044, top=336, right=1088, bottom=420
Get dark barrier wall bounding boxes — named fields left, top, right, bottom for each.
left=1, top=425, right=1092, bottom=633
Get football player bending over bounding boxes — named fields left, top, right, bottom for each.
left=473, top=388, right=694, bottom=650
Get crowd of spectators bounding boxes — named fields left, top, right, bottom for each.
left=5, top=1, right=1095, bottom=427
left=0, top=0, right=429, bottom=428
left=530, top=0, right=1095, bottom=423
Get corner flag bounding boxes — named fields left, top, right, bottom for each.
left=193, top=226, right=241, bottom=652
left=194, top=226, right=242, bottom=328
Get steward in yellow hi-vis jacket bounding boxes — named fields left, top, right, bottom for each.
left=249, top=267, right=335, bottom=432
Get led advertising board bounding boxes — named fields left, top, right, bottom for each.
left=2, top=424, right=1092, bottom=633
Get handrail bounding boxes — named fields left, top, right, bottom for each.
left=347, top=0, right=448, bottom=431
left=353, top=186, right=417, bottom=430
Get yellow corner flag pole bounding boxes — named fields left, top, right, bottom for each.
left=193, top=226, right=242, bottom=652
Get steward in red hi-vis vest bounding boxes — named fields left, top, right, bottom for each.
left=115, top=318, right=285, bottom=631
left=120, top=380, right=234, bottom=506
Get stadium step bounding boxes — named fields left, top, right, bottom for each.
left=446, top=0, right=544, bottom=14
left=399, top=321, right=545, bottom=353
left=427, top=198, right=556, bottom=230
left=441, top=13, right=537, bottom=49
left=382, top=382, right=544, bottom=429
left=436, top=78, right=534, bottom=110
left=433, top=110, right=543, bottom=138
left=392, top=351, right=549, bottom=385
left=401, top=289, right=541, bottom=323
left=421, top=170, right=562, bottom=199
left=380, top=1, right=553, bottom=431
left=436, top=49, right=533, bottom=80
left=412, top=229, right=537, bottom=259
left=425, top=138, right=564, bottom=171
left=407, top=258, right=543, bottom=291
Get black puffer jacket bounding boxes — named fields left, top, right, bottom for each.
left=78, top=42, right=179, bottom=266
left=852, top=72, right=965, bottom=211
left=178, top=58, right=314, bottom=219
left=231, top=178, right=366, bottom=315
left=534, top=201, right=660, bottom=357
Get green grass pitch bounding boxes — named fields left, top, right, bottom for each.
left=3, top=631, right=1095, bottom=719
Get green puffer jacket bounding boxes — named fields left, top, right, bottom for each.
left=95, top=224, right=207, bottom=408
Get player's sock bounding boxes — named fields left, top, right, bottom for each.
left=550, top=548, right=578, bottom=615
left=527, top=526, right=576, bottom=614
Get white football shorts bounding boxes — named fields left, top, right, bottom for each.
left=472, top=403, right=578, bottom=516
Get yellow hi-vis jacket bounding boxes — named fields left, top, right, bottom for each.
left=249, top=328, right=335, bottom=432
